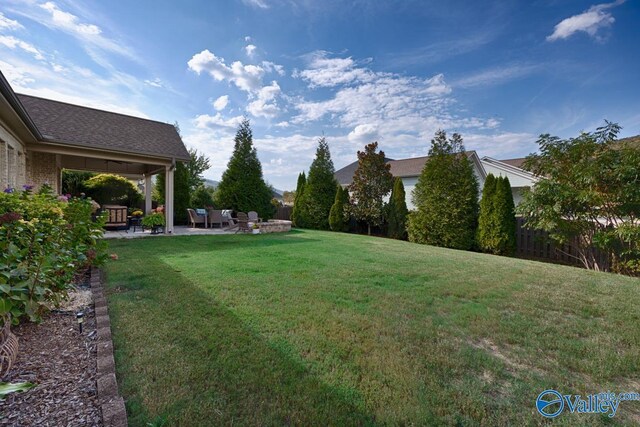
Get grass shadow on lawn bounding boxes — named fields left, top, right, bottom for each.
left=108, top=250, right=376, bottom=426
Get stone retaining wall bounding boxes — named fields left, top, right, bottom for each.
left=259, top=219, right=292, bottom=234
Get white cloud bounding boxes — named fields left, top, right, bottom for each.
left=246, top=81, right=281, bottom=118
left=348, top=123, right=379, bottom=143
left=464, top=132, right=537, bottom=159
left=261, top=61, right=285, bottom=76
left=241, top=0, right=269, bottom=9
left=296, top=51, right=374, bottom=88
left=244, top=36, right=252, bottom=42
left=547, top=0, right=625, bottom=42
left=40, top=2, right=101, bottom=35
left=453, top=64, right=540, bottom=88
left=0, top=56, right=150, bottom=118
left=245, top=44, right=257, bottom=57
left=213, top=95, right=229, bottom=111
left=0, top=12, right=23, bottom=30
left=0, top=35, right=44, bottom=60
left=187, top=49, right=265, bottom=93
left=8, top=1, right=137, bottom=63
left=194, top=113, right=244, bottom=130
left=144, top=77, right=164, bottom=88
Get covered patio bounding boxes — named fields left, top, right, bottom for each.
left=16, top=93, right=191, bottom=234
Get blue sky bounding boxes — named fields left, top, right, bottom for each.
left=1, top=0, right=638, bottom=190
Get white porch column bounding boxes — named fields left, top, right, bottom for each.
left=165, top=165, right=174, bottom=234
left=144, top=174, right=153, bottom=215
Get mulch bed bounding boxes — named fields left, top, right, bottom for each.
left=0, top=296, right=101, bottom=426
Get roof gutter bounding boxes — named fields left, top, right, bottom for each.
left=0, top=71, right=43, bottom=141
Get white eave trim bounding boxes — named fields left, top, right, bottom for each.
left=481, top=156, right=538, bottom=181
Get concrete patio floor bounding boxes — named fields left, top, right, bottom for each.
left=104, top=225, right=238, bottom=239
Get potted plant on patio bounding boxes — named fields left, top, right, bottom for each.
left=142, top=212, right=165, bottom=234
left=252, top=223, right=260, bottom=234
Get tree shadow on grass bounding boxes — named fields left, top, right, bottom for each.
left=108, top=254, right=376, bottom=426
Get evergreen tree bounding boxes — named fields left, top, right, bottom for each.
left=387, top=177, right=408, bottom=240
left=329, top=185, right=349, bottom=232
left=296, top=137, right=338, bottom=230
left=215, top=119, right=274, bottom=219
left=291, top=172, right=306, bottom=227
left=348, top=142, right=393, bottom=235
left=493, top=176, right=517, bottom=255
left=476, top=174, right=498, bottom=252
left=173, top=162, right=190, bottom=224
left=407, top=130, right=479, bottom=249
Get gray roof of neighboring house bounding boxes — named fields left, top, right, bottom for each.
left=17, top=94, right=190, bottom=161
left=498, top=157, right=527, bottom=169
left=335, top=157, right=395, bottom=185
left=335, top=152, right=481, bottom=185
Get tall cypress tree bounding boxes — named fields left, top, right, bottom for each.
left=329, top=185, right=349, bottom=232
left=387, top=177, right=408, bottom=240
left=296, top=137, right=338, bottom=230
left=215, top=119, right=274, bottom=219
left=493, top=176, right=517, bottom=255
left=407, top=130, right=479, bottom=249
left=291, top=172, right=306, bottom=227
left=477, top=174, right=498, bottom=252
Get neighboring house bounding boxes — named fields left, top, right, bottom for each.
left=479, top=157, right=537, bottom=205
left=335, top=151, right=537, bottom=210
left=0, top=70, right=190, bottom=233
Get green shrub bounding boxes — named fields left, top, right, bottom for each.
left=387, top=178, right=408, bottom=240
left=0, top=187, right=106, bottom=324
left=477, top=174, right=498, bottom=252
left=329, top=186, right=349, bottom=232
left=408, top=130, right=479, bottom=250
left=84, top=173, right=142, bottom=207
left=492, top=176, right=517, bottom=256
left=295, top=137, right=338, bottom=230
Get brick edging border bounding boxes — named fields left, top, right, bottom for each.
left=90, top=267, right=128, bottom=427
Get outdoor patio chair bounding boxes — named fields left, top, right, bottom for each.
left=207, top=209, right=224, bottom=228
left=187, top=208, right=206, bottom=228
left=248, top=211, right=262, bottom=223
left=235, top=212, right=251, bottom=234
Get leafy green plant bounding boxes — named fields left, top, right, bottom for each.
left=84, top=173, right=142, bottom=207
left=0, top=188, right=106, bottom=324
left=348, top=142, right=394, bottom=236
left=0, top=381, right=35, bottom=400
left=518, top=121, right=640, bottom=274
left=142, top=212, right=165, bottom=228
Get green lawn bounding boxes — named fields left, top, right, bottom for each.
left=105, top=230, right=639, bottom=426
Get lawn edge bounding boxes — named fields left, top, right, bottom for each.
left=91, top=266, right=128, bottom=427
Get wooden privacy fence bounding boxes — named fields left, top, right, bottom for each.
left=516, top=217, right=610, bottom=270
left=274, top=206, right=293, bottom=221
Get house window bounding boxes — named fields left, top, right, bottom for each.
left=7, top=145, right=16, bottom=188
left=0, top=140, right=5, bottom=188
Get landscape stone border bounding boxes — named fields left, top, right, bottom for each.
left=90, top=267, right=128, bottom=427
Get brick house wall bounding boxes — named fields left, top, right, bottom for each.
left=26, top=151, right=60, bottom=193
left=0, top=118, right=28, bottom=191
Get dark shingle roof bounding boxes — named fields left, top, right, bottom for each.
left=335, top=157, right=395, bottom=185
left=17, top=94, right=190, bottom=161
left=498, top=157, right=526, bottom=169
left=335, top=152, right=479, bottom=185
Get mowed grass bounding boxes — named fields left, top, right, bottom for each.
left=105, top=230, right=640, bottom=426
